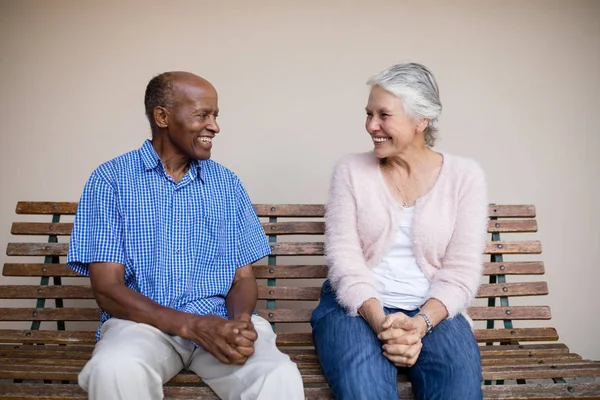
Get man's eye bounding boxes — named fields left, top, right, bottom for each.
left=197, top=114, right=207, bottom=119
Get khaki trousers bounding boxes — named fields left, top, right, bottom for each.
left=79, top=315, right=304, bottom=400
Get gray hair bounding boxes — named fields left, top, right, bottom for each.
left=367, top=63, right=442, bottom=147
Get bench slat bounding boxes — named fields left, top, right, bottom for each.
left=476, top=282, right=548, bottom=298
left=0, top=306, right=552, bottom=322
left=3, top=262, right=546, bottom=278
left=1, top=351, right=580, bottom=369
left=3, top=382, right=600, bottom=400
left=10, top=219, right=539, bottom=237
left=14, top=202, right=537, bottom=219
left=483, top=262, right=544, bottom=275
left=488, top=205, right=535, bottom=218
left=0, top=327, right=559, bottom=347
left=487, top=219, right=537, bottom=233
left=5, top=240, right=543, bottom=257
left=2, top=361, right=598, bottom=386
left=468, top=306, right=551, bottom=320
left=0, top=282, right=549, bottom=300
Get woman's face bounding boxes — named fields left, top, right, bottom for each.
left=365, top=85, right=424, bottom=159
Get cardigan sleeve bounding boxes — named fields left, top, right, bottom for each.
left=325, top=157, right=381, bottom=316
left=424, top=161, right=488, bottom=318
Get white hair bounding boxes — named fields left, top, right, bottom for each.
left=367, top=63, right=442, bottom=147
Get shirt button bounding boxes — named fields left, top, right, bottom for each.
left=176, top=249, right=181, bottom=254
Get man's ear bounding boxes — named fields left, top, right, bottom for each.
left=153, top=106, right=169, bottom=129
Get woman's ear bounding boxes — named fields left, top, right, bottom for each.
left=416, top=118, right=429, bottom=134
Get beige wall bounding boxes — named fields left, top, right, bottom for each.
left=1, top=0, right=599, bottom=358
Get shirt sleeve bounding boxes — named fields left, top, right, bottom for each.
left=233, top=178, right=271, bottom=268
left=67, top=169, right=125, bottom=276
left=325, top=157, right=381, bottom=316
left=424, top=161, right=488, bottom=318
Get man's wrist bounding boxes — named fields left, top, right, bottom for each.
left=231, top=312, right=252, bottom=322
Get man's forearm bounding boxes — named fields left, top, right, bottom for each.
left=226, top=276, right=258, bottom=320
left=95, top=285, right=190, bottom=337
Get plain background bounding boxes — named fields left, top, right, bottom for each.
left=1, top=0, right=598, bottom=359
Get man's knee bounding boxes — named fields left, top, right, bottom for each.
left=261, top=359, right=304, bottom=397
left=80, top=352, right=158, bottom=390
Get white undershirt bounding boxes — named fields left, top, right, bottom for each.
left=371, top=206, right=430, bottom=310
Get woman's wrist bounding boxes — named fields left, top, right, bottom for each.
left=358, top=298, right=386, bottom=334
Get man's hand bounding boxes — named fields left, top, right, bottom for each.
left=181, top=314, right=255, bottom=365
left=377, top=312, right=423, bottom=367
left=230, top=313, right=258, bottom=359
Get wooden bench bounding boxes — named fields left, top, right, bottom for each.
left=1, top=201, right=599, bottom=399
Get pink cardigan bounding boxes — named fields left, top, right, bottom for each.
left=325, top=151, right=488, bottom=318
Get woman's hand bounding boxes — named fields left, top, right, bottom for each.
left=377, top=313, right=423, bottom=367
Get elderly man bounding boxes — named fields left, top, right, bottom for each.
left=67, top=71, right=304, bottom=400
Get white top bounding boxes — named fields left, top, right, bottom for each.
left=371, top=206, right=431, bottom=310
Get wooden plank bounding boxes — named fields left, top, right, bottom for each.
left=476, top=282, right=548, bottom=298
left=0, top=328, right=558, bottom=347
left=254, top=204, right=325, bottom=217
left=468, top=306, right=551, bottom=320
left=256, top=309, right=313, bottom=323
left=2, top=382, right=599, bottom=400
left=270, top=242, right=324, bottom=256
left=0, top=285, right=94, bottom=299
left=483, top=362, right=600, bottom=380
left=262, top=222, right=324, bottom=235
left=483, top=262, right=545, bottom=275
left=0, top=282, right=548, bottom=301
left=0, top=306, right=551, bottom=323
left=6, top=242, right=326, bottom=257
left=0, top=285, right=321, bottom=301
left=9, top=220, right=537, bottom=236
left=6, top=243, right=68, bottom=257
left=15, top=202, right=78, bottom=215
left=257, top=286, right=321, bottom=300
left=12, top=203, right=535, bottom=219
left=253, top=265, right=327, bottom=279
left=483, top=382, right=600, bottom=399
left=2, top=264, right=83, bottom=277
left=479, top=343, right=569, bottom=357
left=0, top=330, right=313, bottom=347
left=488, top=205, right=535, bottom=218
left=11, top=223, right=73, bottom=236
left=2, top=263, right=328, bottom=279
left=7, top=240, right=541, bottom=257
left=485, top=241, right=542, bottom=254
left=5, top=262, right=545, bottom=279
left=0, top=308, right=99, bottom=321
left=487, top=219, right=537, bottom=233
left=475, top=328, right=558, bottom=342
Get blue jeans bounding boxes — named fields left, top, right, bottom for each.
left=310, top=281, right=483, bottom=400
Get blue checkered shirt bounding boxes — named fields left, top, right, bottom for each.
left=67, top=140, right=271, bottom=339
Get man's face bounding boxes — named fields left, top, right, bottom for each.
left=165, top=77, right=220, bottom=160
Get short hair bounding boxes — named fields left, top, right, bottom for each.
left=367, top=63, right=442, bottom=147
left=144, top=72, right=175, bottom=132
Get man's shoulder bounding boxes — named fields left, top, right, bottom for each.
left=90, top=148, right=142, bottom=184
left=200, top=159, right=240, bottom=184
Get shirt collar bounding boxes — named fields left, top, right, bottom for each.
left=140, top=140, right=205, bottom=182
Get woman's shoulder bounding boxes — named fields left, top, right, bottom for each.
left=333, top=151, right=378, bottom=171
left=441, top=152, right=486, bottom=180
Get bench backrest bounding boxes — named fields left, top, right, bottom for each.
left=1, top=202, right=556, bottom=347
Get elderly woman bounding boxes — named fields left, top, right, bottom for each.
left=310, top=63, right=488, bottom=399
